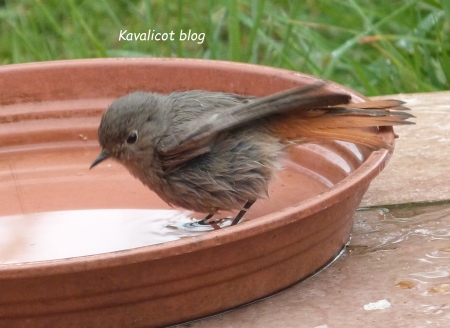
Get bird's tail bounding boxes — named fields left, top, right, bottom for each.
left=266, top=99, right=414, bottom=149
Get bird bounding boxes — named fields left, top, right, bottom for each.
left=90, top=82, right=414, bottom=227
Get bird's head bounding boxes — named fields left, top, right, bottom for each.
left=90, top=92, right=165, bottom=169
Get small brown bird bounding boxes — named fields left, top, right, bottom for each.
left=90, top=82, right=413, bottom=226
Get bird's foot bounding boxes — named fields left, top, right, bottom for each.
left=196, top=214, right=226, bottom=230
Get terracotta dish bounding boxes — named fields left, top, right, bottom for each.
left=0, top=59, right=395, bottom=327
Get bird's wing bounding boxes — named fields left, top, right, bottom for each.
left=157, top=82, right=350, bottom=162
left=157, top=83, right=415, bottom=171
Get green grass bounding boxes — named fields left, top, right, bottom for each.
left=1, top=0, right=449, bottom=96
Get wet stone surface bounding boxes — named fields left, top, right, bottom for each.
left=361, top=91, right=450, bottom=206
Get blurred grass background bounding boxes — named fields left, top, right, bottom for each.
left=0, top=0, right=449, bottom=96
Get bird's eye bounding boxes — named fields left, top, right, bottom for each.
left=126, top=131, right=138, bottom=144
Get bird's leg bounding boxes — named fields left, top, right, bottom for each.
left=196, top=200, right=255, bottom=228
left=197, top=213, right=214, bottom=225
left=231, top=201, right=255, bottom=226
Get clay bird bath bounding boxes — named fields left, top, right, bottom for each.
left=0, top=58, right=395, bottom=327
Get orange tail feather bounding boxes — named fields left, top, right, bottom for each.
left=267, top=99, right=414, bottom=149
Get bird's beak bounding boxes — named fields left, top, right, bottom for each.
left=90, top=149, right=111, bottom=169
